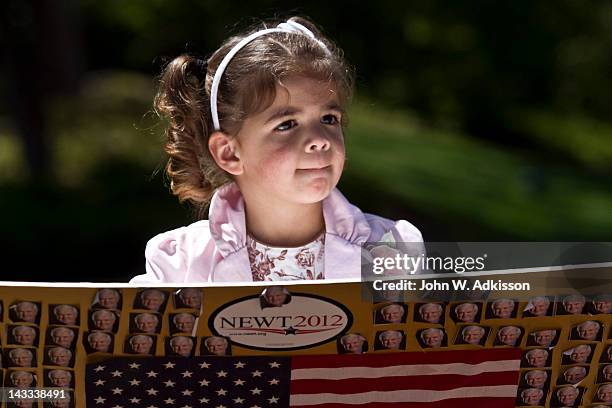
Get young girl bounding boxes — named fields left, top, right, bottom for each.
left=130, top=16, right=423, bottom=283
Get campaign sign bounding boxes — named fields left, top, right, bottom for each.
left=208, top=292, right=353, bottom=351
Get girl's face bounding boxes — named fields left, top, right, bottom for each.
left=233, top=76, right=345, bottom=206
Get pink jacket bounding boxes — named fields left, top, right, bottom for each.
left=130, top=183, right=423, bottom=283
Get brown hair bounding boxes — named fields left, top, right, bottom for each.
left=155, top=16, right=354, bottom=218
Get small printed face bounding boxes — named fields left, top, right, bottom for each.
left=93, top=311, right=116, bottom=331
left=88, top=333, right=112, bottom=352
left=525, top=371, right=547, bottom=388
left=54, top=305, right=78, bottom=325
left=170, top=337, right=193, bottom=357
left=522, top=389, right=542, bottom=405
left=593, top=298, right=612, bottom=313
left=608, top=346, right=612, bottom=362
left=462, top=326, right=484, bottom=345
left=135, top=314, right=159, bottom=333
left=604, top=365, right=612, bottom=382
left=563, top=367, right=586, bottom=384
left=130, top=336, right=153, bottom=354
left=97, top=289, right=120, bottom=309
left=10, top=349, right=34, bottom=367
left=576, top=321, right=600, bottom=340
left=563, top=298, right=585, bottom=314
left=12, top=372, right=33, bottom=388
left=422, top=330, right=443, bottom=347
left=529, top=298, right=550, bottom=316
left=178, top=289, right=202, bottom=309
left=380, top=332, right=402, bottom=349
left=264, top=288, right=287, bottom=307
left=570, top=346, right=591, bottom=363
left=419, top=304, right=441, bottom=323
left=15, top=302, right=38, bottom=323
left=598, top=384, right=612, bottom=403
left=455, top=304, right=478, bottom=322
left=51, top=398, right=71, bottom=408
left=557, top=387, right=578, bottom=406
left=14, top=399, right=34, bottom=408
left=13, top=327, right=36, bottom=346
left=381, top=305, right=404, bottom=323
left=206, top=337, right=228, bottom=356
left=526, top=350, right=548, bottom=367
left=49, top=370, right=72, bottom=387
left=49, top=347, right=72, bottom=366
left=341, top=335, right=364, bottom=354
left=174, top=314, right=195, bottom=333
left=532, top=330, right=556, bottom=346
left=497, top=327, right=521, bottom=346
left=491, top=300, right=514, bottom=318
left=141, top=290, right=165, bottom=311
left=51, top=328, right=75, bottom=348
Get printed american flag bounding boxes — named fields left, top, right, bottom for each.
left=86, top=349, right=521, bottom=408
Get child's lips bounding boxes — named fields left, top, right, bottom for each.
left=296, top=165, right=332, bottom=177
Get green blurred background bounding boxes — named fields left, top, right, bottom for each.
left=1, top=1, right=611, bottom=282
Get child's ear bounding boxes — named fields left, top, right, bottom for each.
left=208, top=131, right=243, bottom=175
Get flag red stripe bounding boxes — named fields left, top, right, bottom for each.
left=290, top=371, right=519, bottom=394
left=290, top=396, right=517, bottom=408
left=291, top=348, right=520, bottom=369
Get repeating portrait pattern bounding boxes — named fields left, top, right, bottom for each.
left=0, top=287, right=610, bottom=408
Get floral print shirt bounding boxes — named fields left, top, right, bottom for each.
left=247, top=233, right=325, bottom=281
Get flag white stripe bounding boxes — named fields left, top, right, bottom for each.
left=291, top=359, right=519, bottom=380
left=289, top=385, right=518, bottom=405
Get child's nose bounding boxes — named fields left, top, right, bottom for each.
left=305, top=132, right=330, bottom=152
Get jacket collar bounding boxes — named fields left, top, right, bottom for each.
left=208, top=182, right=371, bottom=257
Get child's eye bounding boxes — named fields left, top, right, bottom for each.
left=274, top=120, right=297, bottom=132
left=321, top=114, right=340, bottom=125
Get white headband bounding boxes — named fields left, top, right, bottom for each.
left=210, top=20, right=330, bottom=131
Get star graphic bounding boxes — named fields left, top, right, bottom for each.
left=129, top=397, right=141, bottom=404
left=164, top=362, right=176, bottom=369
left=216, top=389, right=227, bottom=396
left=181, top=390, right=193, bottom=396
left=146, top=388, right=159, bottom=396
left=233, top=397, right=244, bottom=404
left=111, top=387, right=123, bottom=395
left=111, top=405, right=124, bottom=408
left=269, top=378, right=279, bottom=385
left=146, top=406, right=158, bottom=408
left=215, top=405, right=226, bottom=408
left=251, top=370, right=262, bottom=377
left=217, top=370, right=228, bottom=377
left=94, top=365, right=106, bottom=372
left=129, top=378, right=141, bottom=386
left=164, top=398, right=175, bottom=405
left=234, top=379, right=245, bottom=386
left=199, top=379, right=210, bottom=386
left=179, top=406, right=192, bottom=408
left=146, top=371, right=158, bottom=378
left=111, top=370, right=123, bottom=377
left=250, top=387, right=262, bottom=395
left=199, top=362, right=211, bottom=369
left=94, top=379, right=106, bottom=386
left=249, top=405, right=261, bottom=408
left=181, top=370, right=193, bottom=378
left=164, top=380, right=176, bottom=387
left=269, top=361, right=281, bottom=368
left=284, top=326, right=297, bottom=335
left=94, top=396, right=106, bottom=404
left=128, top=362, right=141, bottom=369
left=199, top=397, right=209, bottom=403
left=234, top=361, right=246, bottom=368
left=268, top=396, right=279, bottom=404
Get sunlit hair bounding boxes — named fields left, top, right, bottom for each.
left=154, top=16, right=354, bottom=216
